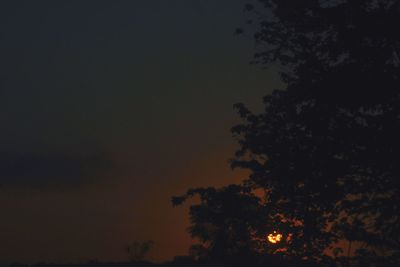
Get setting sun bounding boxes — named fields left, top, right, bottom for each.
left=267, top=231, right=283, bottom=244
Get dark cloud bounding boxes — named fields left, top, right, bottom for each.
left=0, top=151, right=112, bottom=189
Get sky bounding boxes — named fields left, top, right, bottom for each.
left=0, top=0, right=281, bottom=264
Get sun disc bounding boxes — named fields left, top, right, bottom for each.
left=267, top=231, right=283, bottom=244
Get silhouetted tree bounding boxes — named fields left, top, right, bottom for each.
left=175, top=0, right=400, bottom=266
left=125, top=240, right=154, bottom=262
left=234, top=0, right=400, bottom=265
left=172, top=185, right=266, bottom=266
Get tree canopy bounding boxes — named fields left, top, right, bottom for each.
left=174, top=1, right=400, bottom=266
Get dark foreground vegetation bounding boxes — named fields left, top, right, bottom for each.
left=5, top=256, right=339, bottom=267
left=9, top=255, right=398, bottom=267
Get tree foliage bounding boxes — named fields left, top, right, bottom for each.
left=125, top=240, right=154, bottom=262
left=175, top=0, right=400, bottom=266
left=172, top=185, right=263, bottom=265
left=236, top=0, right=400, bottom=263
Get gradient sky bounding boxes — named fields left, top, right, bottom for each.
left=0, top=0, right=281, bottom=264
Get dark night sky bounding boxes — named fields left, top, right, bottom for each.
left=0, top=0, right=281, bottom=264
